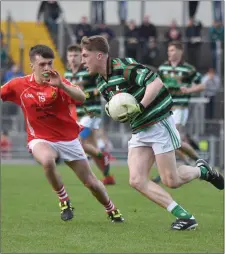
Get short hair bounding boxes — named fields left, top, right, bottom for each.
left=67, top=44, right=81, bottom=52
left=29, top=45, right=54, bottom=61
left=168, top=41, right=184, bottom=51
left=81, top=36, right=109, bottom=54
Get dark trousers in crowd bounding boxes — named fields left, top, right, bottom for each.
left=205, top=96, right=216, bottom=119
left=91, top=1, right=105, bottom=24
left=212, top=0, right=224, bottom=22
left=187, top=44, right=201, bottom=68
left=188, top=1, right=199, bottom=18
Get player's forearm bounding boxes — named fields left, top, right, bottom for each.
left=140, top=77, right=164, bottom=108
left=61, top=82, right=86, bottom=103
left=189, top=84, right=205, bottom=94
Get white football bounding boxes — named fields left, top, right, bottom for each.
left=108, top=92, right=137, bottom=121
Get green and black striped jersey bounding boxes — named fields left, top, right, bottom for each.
left=96, top=57, right=173, bottom=134
left=158, top=61, right=202, bottom=107
left=64, top=67, right=101, bottom=117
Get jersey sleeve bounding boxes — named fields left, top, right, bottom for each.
left=0, top=78, right=20, bottom=104
left=61, top=78, right=83, bottom=105
left=191, top=71, right=202, bottom=85
left=123, top=63, right=158, bottom=87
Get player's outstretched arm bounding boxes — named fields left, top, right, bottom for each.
left=43, top=70, right=86, bottom=103
left=61, top=83, right=86, bottom=103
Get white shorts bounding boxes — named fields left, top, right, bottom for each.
left=172, top=107, right=189, bottom=126
left=128, top=116, right=181, bottom=155
left=79, top=116, right=102, bottom=130
left=28, top=138, right=87, bottom=162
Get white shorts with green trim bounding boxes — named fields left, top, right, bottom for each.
left=128, top=116, right=181, bottom=155
left=172, top=107, right=189, bottom=126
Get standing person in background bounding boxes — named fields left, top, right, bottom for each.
left=185, top=18, right=202, bottom=69
left=209, top=21, right=224, bottom=72
left=75, top=16, right=92, bottom=44
left=124, top=20, right=139, bottom=59
left=164, top=19, right=182, bottom=44
left=202, top=67, right=220, bottom=119
left=37, top=0, right=61, bottom=34
left=64, top=44, right=115, bottom=185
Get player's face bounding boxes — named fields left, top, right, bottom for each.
left=81, top=48, right=100, bottom=75
left=67, top=51, right=81, bottom=67
left=31, top=55, right=54, bottom=82
left=168, top=46, right=182, bottom=62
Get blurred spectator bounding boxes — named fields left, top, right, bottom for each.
left=138, top=15, right=157, bottom=63
left=1, top=32, right=8, bottom=70
left=118, top=0, right=127, bottom=25
left=164, top=19, right=182, bottom=44
left=91, top=1, right=105, bottom=24
left=3, top=64, right=24, bottom=83
left=75, top=16, right=92, bottom=43
left=209, top=21, right=224, bottom=71
left=138, top=15, right=157, bottom=42
left=92, top=23, right=115, bottom=41
left=142, top=38, right=159, bottom=67
left=37, top=1, right=62, bottom=34
left=185, top=18, right=202, bottom=68
left=124, top=20, right=139, bottom=59
left=1, top=130, right=12, bottom=159
left=202, top=67, right=220, bottom=119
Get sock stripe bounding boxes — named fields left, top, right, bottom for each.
left=104, top=200, right=116, bottom=213
left=55, top=185, right=69, bottom=202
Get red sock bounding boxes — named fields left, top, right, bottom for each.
left=55, top=185, right=69, bottom=202
left=104, top=200, right=116, bottom=213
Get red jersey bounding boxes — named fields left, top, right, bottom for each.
left=1, top=74, right=83, bottom=143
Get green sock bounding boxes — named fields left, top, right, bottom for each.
left=97, top=152, right=103, bottom=158
left=199, top=165, right=208, bottom=180
left=167, top=201, right=193, bottom=219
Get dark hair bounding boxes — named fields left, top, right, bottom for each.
left=29, top=44, right=54, bottom=61
left=67, top=44, right=81, bottom=52
left=81, top=36, right=109, bottom=54
left=168, top=41, right=184, bottom=51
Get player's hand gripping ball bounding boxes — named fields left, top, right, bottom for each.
left=105, top=93, right=142, bottom=122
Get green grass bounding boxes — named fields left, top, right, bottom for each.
left=1, top=164, right=224, bottom=253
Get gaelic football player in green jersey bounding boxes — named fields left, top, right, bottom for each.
left=153, top=41, right=205, bottom=183
left=65, top=44, right=115, bottom=185
left=81, top=35, right=224, bottom=230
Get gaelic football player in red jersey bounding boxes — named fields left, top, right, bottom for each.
left=1, top=44, right=124, bottom=222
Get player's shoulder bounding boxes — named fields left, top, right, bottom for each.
left=158, top=61, right=170, bottom=69
left=3, top=75, right=29, bottom=87
left=182, top=61, right=196, bottom=72
left=112, top=58, right=138, bottom=68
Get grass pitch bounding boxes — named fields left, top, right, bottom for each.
left=1, top=163, right=224, bottom=253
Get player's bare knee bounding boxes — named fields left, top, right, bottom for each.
left=41, top=156, right=56, bottom=169
left=129, top=176, right=144, bottom=190
left=162, top=176, right=180, bottom=189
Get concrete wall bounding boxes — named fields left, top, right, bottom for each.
left=1, top=0, right=214, bottom=26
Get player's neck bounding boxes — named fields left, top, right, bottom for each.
left=99, top=63, right=107, bottom=80
left=70, top=64, right=80, bottom=73
left=34, top=74, right=45, bottom=85
left=170, top=59, right=181, bottom=67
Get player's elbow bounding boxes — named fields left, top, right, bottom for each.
left=78, top=92, right=86, bottom=104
